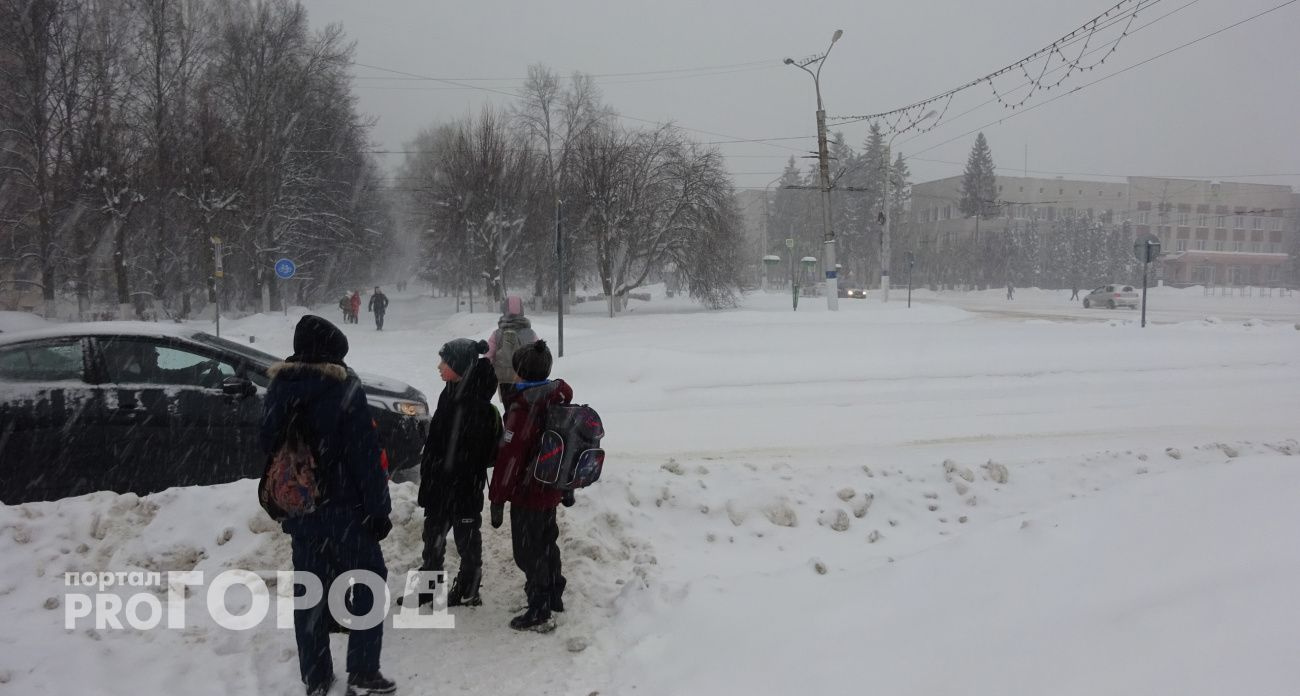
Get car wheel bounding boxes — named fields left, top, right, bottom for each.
left=1107, top=300, right=1116, bottom=309
left=1082, top=299, right=1090, bottom=308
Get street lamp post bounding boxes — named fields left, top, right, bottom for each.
left=882, top=110, right=937, bottom=303
left=763, top=173, right=784, bottom=292
left=785, top=29, right=843, bottom=311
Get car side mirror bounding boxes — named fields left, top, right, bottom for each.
left=222, top=376, right=256, bottom=397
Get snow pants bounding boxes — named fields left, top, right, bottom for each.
left=420, top=485, right=483, bottom=574
left=510, top=506, right=566, bottom=609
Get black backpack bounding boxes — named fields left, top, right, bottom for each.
left=259, top=401, right=326, bottom=521
left=531, top=404, right=605, bottom=491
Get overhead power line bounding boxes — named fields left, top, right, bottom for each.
left=349, top=61, right=808, bottom=157
left=903, top=0, right=1299, bottom=158
left=350, top=58, right=778, bottom=82
left=828, top=0, right=1165, bottom=134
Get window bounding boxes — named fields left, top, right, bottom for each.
left=1176, top=240, right=1188, bottom=251
left=1214, top=240, right=1226, bottom=251
left=1251, top=243, right=1261, bottom=253
left=1136, top=211, right=1150, bottom=225
left=1059, top=188, right=1064, bottom=195
left=1234, top=215, right=1245, bottom=229
left=0, top=340, right=85, bottom=382
left=1197, top=215, right=1208, bottom=227
left=1252, top=217, right=1263, bottom=230
left=1232, top=241, right=1244, bottom=252
left=1270, top=218, right=1283, bottom=232
left=1194, top=240, right=1207, bottom=250
left=1177, top=213, right=1189, bottom=226
left=1019, top=186, right=1024, bottom=192
left=1215, top=216, right=1225, bottom=228
left=1039, top=188, right=1044, bottom=194
left=98, top=338, right=235, bottom=388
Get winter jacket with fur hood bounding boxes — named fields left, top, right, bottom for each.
left=417, top=357, right=501, bottom=507
left=260, top=360, right=391, bottom=535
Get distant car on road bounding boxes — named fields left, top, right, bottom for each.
left=0, top=323, right=430, bottom=504
left=838, top=286, right=867, bottom=299
left=1082, top=284, right=1139, bottom=309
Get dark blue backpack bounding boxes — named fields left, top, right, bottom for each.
left=532, top=404, right=605, bottom=490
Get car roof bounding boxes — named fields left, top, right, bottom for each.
left=0, top=321, right=200, bottom=346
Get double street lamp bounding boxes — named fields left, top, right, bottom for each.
left=785, top=29, right=843, bottom=311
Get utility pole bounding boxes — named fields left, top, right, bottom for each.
left=785, top=29, right=843, bottom=311
left=556, top=200, right=565, bottom=358
left=882, top=111, right=936, bottom=302
left=211, top=236, right=222, bottom=338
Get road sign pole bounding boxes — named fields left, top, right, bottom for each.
left=906, top=251, right=915, bottom=308
left=1132, top=235, right=1160, bottom=330
left=1141, top=241, right=1151, bottom=328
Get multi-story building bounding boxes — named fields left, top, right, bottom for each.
left=907, top=174, right=1296, bottom=287
left=1131, top=177, right=1293, bottom=287
left=910, top=174, right=1130, bottom=247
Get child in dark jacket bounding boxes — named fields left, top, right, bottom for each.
left=488, top=340, right=572, bottom=632
left=408, top=338, right=501, bottom=608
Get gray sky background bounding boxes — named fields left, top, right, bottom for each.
left=305, top=0, right=1300, bottom=193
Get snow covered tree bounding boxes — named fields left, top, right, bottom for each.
left=959, top=132, right=998, bottom=219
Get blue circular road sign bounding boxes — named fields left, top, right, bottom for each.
left=274, top=258, right=296, bottom=279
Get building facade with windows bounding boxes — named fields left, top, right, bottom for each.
left=1130, top=177, right=1294, bottom=287
left=910, top=174, right=1131, bottom=247
left=908, top=174, right=1296, bottom=287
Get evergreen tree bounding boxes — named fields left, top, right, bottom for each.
left=854, top=122, right=887, bottom=283
left=959, top=132, right=999, bottom=219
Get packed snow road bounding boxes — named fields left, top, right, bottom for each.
left=1, top=286, right=1297, bottom=695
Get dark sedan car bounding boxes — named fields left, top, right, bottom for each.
left=0, top=323, right=430, bottom=504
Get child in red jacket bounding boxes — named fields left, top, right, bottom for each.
left=488, top=340, right=571, bottom=632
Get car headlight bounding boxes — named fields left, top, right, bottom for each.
left=395, top=401, right=428, bottom=417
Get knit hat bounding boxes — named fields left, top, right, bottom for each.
left=290, top=315, right=349, bottom=365
left=439, top=338, right=489, bottom=378
left=512, top=339, right=552, bottom=382
left=501, top=295, right=525, bottom=317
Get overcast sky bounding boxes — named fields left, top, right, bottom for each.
left=305, top=0, right=1300, bottom=193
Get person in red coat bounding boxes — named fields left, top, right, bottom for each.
left=349, top=291, right=362, bottom=325
left=488, top=340, right=572, bottom=632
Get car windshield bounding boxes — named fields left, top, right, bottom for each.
left=190, top=332, right=280, bottom=368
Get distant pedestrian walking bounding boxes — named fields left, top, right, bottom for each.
left=338, top=295, right=353, bottom=324
left=368, top=286, right=389, bottom=331
left=1069, top=283, right=1080, bottom=301
left=349, top=291, right=361, bottom=325
left=1006, top=283, right=1015, bottom=301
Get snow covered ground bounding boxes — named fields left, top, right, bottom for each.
left=1, top=286, right=1298, bottom=695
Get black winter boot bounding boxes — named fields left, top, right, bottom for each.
left=550, top=576, right=567, bottom=613
left=394, top=592, right=435, bottom=608
left=509, top=598, right=555, bottom=633
left=346, top=671, right=396, bottom=696
left=447, top=569, right=482, bottom=607
left=306, top=673, right=335, bottom=696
